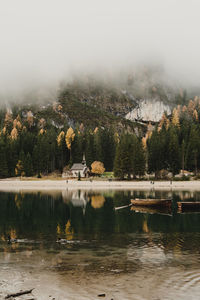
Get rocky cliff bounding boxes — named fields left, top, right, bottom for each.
left=126, top=98, right=171, bottom=122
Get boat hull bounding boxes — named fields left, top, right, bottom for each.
left=131, top=199, right=172, bottom=207
left=177, top=201, right=200, bottom=212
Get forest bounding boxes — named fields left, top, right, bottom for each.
left=0, top=98, right=200, bottom=179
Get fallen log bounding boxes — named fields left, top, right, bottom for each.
left=5, top=288, right=34, bottom=299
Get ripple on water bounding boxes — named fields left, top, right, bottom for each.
left=155, top=268, right=200, bottom=300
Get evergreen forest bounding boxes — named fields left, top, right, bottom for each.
left=0, top=98, right=200, bottom=179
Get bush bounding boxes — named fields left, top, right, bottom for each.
left=172, top=175, right=190, bottom=181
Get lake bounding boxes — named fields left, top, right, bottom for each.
left=0, top=189, right=200, bottom=300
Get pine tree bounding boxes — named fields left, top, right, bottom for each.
left=32, top=145, right=40, bottom=175
left=147, top=129, right=167, bottom=178
left=186, top=125, right=200, bottom=174
left=114, top=134, right=134, bottom=179
left=71, top=130, right=83, bottom=164
left=168, top=126, right=180, bottom=175
left=93, top=128, right=103, bottom=162
left=101, top=128, right=116, bottom=171
left=85, top=132, right=95, bottom=168
left=24, top=153, right=34, bottom=177
left=133, top=138, right=146, bottom=177
left=0, top=140, right=8, bottom=178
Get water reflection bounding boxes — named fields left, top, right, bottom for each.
left=1, top=189, right=200, bottom=242
left=0, top=189, right=200, bottom=299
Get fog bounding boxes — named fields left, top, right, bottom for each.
left=0, top=0, right=200, bottom=98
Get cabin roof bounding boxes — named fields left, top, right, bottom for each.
left=71, top=163, right=87, bottom=171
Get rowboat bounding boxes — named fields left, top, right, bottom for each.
left=131, top=198, right=172, bottom=207
left=177, top=201, right=200, bottom=212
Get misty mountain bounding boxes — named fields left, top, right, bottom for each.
left=0, top=67, right=192, bottom=133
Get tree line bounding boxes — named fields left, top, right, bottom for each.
left=0, top=98, right=200, bottom=179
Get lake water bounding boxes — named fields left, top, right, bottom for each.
left=0, top=189, right=200, bottom=300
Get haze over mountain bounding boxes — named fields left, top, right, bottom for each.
left=0, top=0, right=200, bottom=98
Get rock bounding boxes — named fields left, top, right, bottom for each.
left=126, top=99, right=171, bottom=122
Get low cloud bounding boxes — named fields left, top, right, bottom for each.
left=0, top=0, right=199, bottom=99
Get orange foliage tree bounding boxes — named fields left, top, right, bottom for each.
left=91, top=161, right=105, bottom=175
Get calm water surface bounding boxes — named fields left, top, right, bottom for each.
left=0, top=189, right=200, bottom=300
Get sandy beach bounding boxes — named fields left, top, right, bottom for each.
left=0, top=178, right=200, bottom=192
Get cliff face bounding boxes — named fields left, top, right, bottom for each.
left=57, top=66, right=181, bottom=124
left=125, top=98, right=171, bottom=122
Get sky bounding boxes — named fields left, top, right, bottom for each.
left=0, top=0, right=200, bottom=95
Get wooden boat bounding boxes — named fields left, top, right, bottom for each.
left=130, top=205, right=172, bottom=216
left=131, top=198, right=172, bottom=207
left=177, top=201, right=200, bottom=212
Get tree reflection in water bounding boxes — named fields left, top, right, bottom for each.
left=0, top=189, right=200, bottom=254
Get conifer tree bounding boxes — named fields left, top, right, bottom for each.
left=147, top=129, right=167, bottom=178
left=32, top=145, right=40, bottom=175
left=85, top=132, right=95, bottom=167
left=24, top=153, right=34, bottom=177
left=0, top=140, right=8, bottom=178
left=93, top=127, right=104, bottom=162
left=102, top=128, right=116, bottom=171
left=71, top=130, right=83, bottom=163
left=168, top=126, right=180, bottom=175
left=133, top=138, right=146, bottom=177
left=186, top=125, right=200, bottom=174
left=114, top=134, right=134, bottom=179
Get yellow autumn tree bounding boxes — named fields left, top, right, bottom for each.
left=39, top=128, right=45, bottom=135
left=172, top=108, right=180, bottom=127
left=114, top=132, right=120, bottom=144
left=13, top=115, right=22, bottom=130
left=91, top=161, right=105, bottom=175
left=65, top=127, right=75, bottom=150
left=158, top=114, right=170, bottom=132
left=15, top=160, right=25, bottom=177
left=193, top=109, right=198, bottom=121
left=10, top=127, right=18, bottom=140
left=57, top=131, right=65, bottom=146
left=142, top=122, right=153, bottom=148
left=94, top=127, right=98, bottom=134
left=2, top=126, right=6, bottom=135
left=13, top=119, right=18, bottom=128
left=158, top=114, right=166, bottom=132
left=4, top=111, right=13, bottom=127
left=188, top=99, right=195, bottom=115
left=142, top=136, right=147, bottom=149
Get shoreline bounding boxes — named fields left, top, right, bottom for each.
left=0, top=178, right=200, bottom=192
